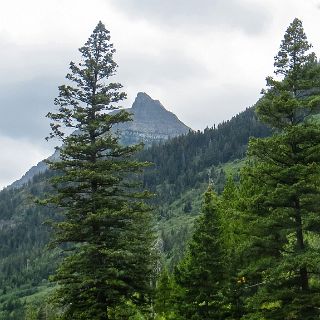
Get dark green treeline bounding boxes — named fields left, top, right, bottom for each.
left=153, top=18, right=320, bottom=320
left=0, top=92, right=270, bottom=311
left=1, top=17, right=320, bottom=320
left=45, top=22, right=155, bottom=319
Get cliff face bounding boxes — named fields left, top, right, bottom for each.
left=113, top=92, right=191, bottom=145
left=9, top=92, right=191, bottom=189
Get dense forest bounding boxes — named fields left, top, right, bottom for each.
left=0, top=94, right=270, bottom=320
left=139, top=106, right=270, bottom=203
left=0, top=17, right=320, bottom=320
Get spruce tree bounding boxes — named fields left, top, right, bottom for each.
left=219, top=177, right=246, bottom=320
left=175, top=186, right=225, bottom=320
left=239, top=18, right=320, bottom=319
left=154, top=266, right=178, bottom=320
left=46, top=22, right=154, bottom=319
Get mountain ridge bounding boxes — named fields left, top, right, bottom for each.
left=113, top=92, right=191, bottom=145
left=0, top=103, right=271, bottom=315
left=8, top=92, right=191, bottom=190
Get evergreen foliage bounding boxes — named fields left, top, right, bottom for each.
left=0, top=102, right=266, bottom=315
left=45, top=22, right=154, bottom=319
left=237, top=18, right=320, bottom=319
left=0, top=170, right=58, bottom=292
left=175, top=186, right=226, bottom=319
left=218, top=177, right=247, bottom=319
left=139, top=108, right=270, bottom=206
left=154, top=267, right=178, bottom=320
left=3, top=18, right=320, bottom=320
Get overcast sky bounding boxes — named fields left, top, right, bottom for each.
left=0, top=0, right=319, bottom=189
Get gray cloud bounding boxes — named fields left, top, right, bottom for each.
left=0, top=77, right=58, bottom=142
left=0, top=0, right=315, bottom=190
left=0, top=135, right=51, bottom=189
left=0, top=46, right=205, bottom=141
left=111, top=0, right=270, bottom=35
left=116, top=48, right=209, bottom=87
left=147, top=81, right=261, bottom=132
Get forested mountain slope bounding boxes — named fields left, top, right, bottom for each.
left=9, top=92, right=190, bottom=190
left=139, top=106, right=270, bottom=204
left=0, top=105, right=270, bottom=318
left=139, top=106, right=271, bottom=266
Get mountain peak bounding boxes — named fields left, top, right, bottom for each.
left=136, top=91, right=152, bottom=100
left=112, top=92, right=191, bottom=146
left=9, top=92, right=191, bottom=189
left=132, top=92, right=165, bottom=111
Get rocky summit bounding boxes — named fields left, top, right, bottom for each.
left=9, top=92, right=191, bottom=189
left=113, top=92, right=191, bottom=146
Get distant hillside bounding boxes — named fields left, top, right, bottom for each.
left=8, top=92, right=190, bottom=190
left=0, top=103, right=271, bottom=316
left=139, top=106, right=271, bottom=204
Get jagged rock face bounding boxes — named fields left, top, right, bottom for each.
left=9, top=93, right=191, bottom=189
left=113, top=92, right=191, bottom=146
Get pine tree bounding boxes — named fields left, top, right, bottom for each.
left=219, top=177, right=246, bottom=320
left=154, top=266, right=178, bottom=320
left=175, top=186, right=225, bottom=319
left=46, top=22, right=154, bottom=320
left=257, top=18, right=320, bottom=129
left=238, top=18, right=320, bottom=319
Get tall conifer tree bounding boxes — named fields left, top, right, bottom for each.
left=239, top=18, right=320, bottom=319
left=46, top=22, right=154, bottom=319
left=154, top=266, right=178, bottom=320
left=219, top=177, right=247, bottom=319
left=175, top=186, right=225, bottom=319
